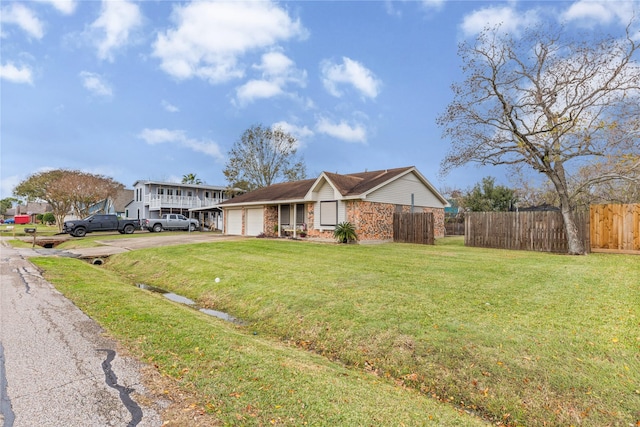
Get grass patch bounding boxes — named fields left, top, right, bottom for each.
left=90, top=237, right=640, bottom=426
left=32, top=256, right=482, bottom=426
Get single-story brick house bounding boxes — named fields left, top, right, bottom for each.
left=220, top=166, right=449, bottom=242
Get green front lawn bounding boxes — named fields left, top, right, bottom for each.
left=33, top=237, right=640, bottom=426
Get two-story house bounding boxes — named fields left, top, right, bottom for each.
left=126, top=180, right=239, bottom=230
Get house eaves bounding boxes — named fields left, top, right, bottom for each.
left=221, top=198, right=307, bottom=208
left=306, top=167, right=422, bottom=201
left=132, top=180, right=230, bottom=191
left=220, top=179, right=316, bottom=207
left=304, top=173, right=345, bottom=200
left=356, top=167, right=449, bottom=206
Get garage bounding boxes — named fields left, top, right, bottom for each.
left=245, top=208, right=264, bottom=236
left=226, top=209, right=243, bottom=235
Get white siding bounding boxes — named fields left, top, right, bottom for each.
left=226, top=209, right=243, bottom=235
left=245, top=208, right=264, bottom=236
left=317, top=180, right=339, bottom=199
left=313, top=181, right=348, bottom=230
left=366, top=172, right=445, bottom=208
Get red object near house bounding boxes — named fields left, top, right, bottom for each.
left=14, top=215, right=30, bottom=224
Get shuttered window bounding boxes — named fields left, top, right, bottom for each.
left=296, top=204, right=305, bottom=225
left=280, top=205, right=290, bottom=225
left=320, top=201, right=337, bottom=226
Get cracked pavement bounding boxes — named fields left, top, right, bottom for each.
left=0, top=241, right=163, bottom=426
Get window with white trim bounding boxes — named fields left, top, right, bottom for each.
left=296, top=204, right=305, bottom=225
left=320, top=201, right=338, bottom=226
left=280, top=205, right=290, bottom=225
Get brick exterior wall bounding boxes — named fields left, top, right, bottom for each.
left=343, top=201, right=445, bottom=242
left=226, top=201, right=445, bottom=241
left=264, top=206, right=278, bottom=236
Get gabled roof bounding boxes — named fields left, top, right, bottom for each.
left=314, top=166, right=415, bottom=197
left=113, top=189, right=134, bottom=212
left=221, top=166, right=448, bottom=207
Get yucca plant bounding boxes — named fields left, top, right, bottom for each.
left=333, top=221, right=358, bottom=243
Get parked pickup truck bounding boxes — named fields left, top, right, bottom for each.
left=143, top=214, right=200, bottom=232
left=63, top=214, right=140, bottom=237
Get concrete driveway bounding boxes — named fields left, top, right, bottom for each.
left=19, top=231, right=242, bottom=259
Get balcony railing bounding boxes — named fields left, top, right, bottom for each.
left=147, top=195, right=225, bottom=210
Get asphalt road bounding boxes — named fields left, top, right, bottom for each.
left=0, top=233, right=237, bottom=426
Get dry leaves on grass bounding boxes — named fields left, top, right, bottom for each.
left=140, top=365, right=222, bottom=426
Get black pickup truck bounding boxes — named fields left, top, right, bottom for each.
left=63, top=214, right=140, bottom=237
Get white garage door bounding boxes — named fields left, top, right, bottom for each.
left=245, top=208, right=264, bottom=236
left=226, top=209, right=242, bottom=235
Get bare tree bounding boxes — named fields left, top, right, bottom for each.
left=14, top=170, right=124, bottom=231
left=437, top=23, right=640, bottom=254
left=223, top=124, right=307, bottom=191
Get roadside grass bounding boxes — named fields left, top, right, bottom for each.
left=51, top=229, right=214, bottom=250
left=93, top=237, right=640, bottom=426
left=1, top=223, right=59, bottom=237
left=5, top=229, right=158, bottom=249
left=32, top=256, right=483, bottom=426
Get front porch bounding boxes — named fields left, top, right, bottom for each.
left=147, top=195, right=225, bottom=211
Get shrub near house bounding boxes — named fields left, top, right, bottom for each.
left=221, top=166, right=449, bottom=241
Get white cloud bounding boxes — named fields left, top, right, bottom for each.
left=0, top=63, right=33, bottom=84
left=561, top=1, right=637, bottom=27
left=36, top=0, right=77, bottom=15
left=236, top=80, right=283, bottom=104
left=321, top=57, right=381, bottom=99
left=272, top=121, right=313, bottom=149
left=0, top=3, right=44, bottom=39
left=316, top=117, right=367, bottom=143
left=161, top=100, right=179, bottom=113
left=79, top=71, right=113, bottom=97
left=90, top=0, right=143, bottom=61
left=421, top=0, right=445, bottom=11
left=138, top=128, right=224, bottom=160
left=257, top=50, right=296, bottom=76
left=460, top=6, right=540, bottom=38
left=0, top=174, right=22, bottom=200
left=234, top=50, right=307, bottom=105
left=153, top=1, right=307, bottom=84
left=273, top=121, right=314, bottom=139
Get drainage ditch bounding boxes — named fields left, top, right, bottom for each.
left=136, top=283, right=246, bottom=325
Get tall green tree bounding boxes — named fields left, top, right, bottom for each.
left=0, top=197, right=19, bottom=216
left=224, top=124, right=307, bottom=191
left=462, top=177, right=517, bottom=212
left=14, top=170, right=124, bottom=231
left=182, top=173, right=202, bottom=185
left=437, top=23, right=640, bottom=254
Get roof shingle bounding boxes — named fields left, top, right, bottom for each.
left=221, top=166, right=415, bottom=205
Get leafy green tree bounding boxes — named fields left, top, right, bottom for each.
left=437, top=23, right=640, bottom=254
left=0, top=197, right=19, bottom=216
left=182, top=173, right=202, bottom=185
left=462, top=177, right=517, bottom=212
left=14, top=169, right=124, bottom=231
left=224, top=124, right=307, bottom=191
left=42, top=212, right=56, bottom=225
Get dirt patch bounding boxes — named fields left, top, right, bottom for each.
left=138, top=365, right=222, bottom=426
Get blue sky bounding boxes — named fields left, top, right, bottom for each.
left=2, top=0, right=638, bottom=199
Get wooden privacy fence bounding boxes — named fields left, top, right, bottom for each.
left=590, top=204, right=640, bottom=254
left=393, top=212, right=434, bottom=244
left=465, top=211, right=589, bottom=253
left=445, top=220, right=465, bottom=236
